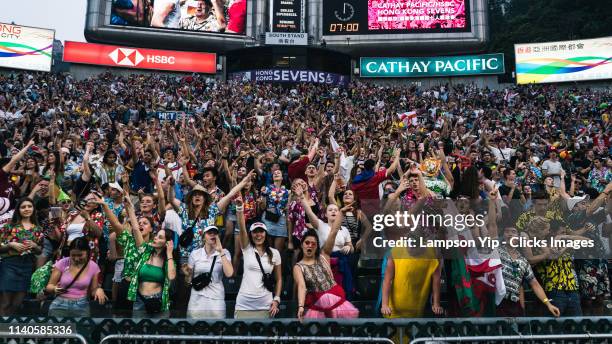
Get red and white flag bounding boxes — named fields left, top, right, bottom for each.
left=397, top=111, right=418, bottom=126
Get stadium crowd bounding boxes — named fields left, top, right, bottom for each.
left=0, top=70, right=610, bottom=320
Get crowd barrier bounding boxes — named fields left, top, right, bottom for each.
left=0, top=317, right=610, bottom=344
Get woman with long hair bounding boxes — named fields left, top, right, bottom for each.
left=59, top=191, right=104, bottom=262
left=293, top=206, right=359, bottom=320
left=299, top=188, right=355, bottom=301
left=405, top=140, right=422, bottom=163
left=41, top=151, right=64, bottom=186
left=105, top=190, right=175, bottom=317
left=129, top=226, right=175, bottom=317
left=257, top=169, right=290, bottom=254
left=99, top=190, right=155, bottom=316
left=328, top=181, right=372, bottom=252
left=235, top=194, right=282, bottom=319
left=45, top=237, right=108, bottom=317
left=95, top=150, right=125, bottom=185
left=225, top=167, right=258, bottom=276
left=0, top=198, right=44, bottom=315
left=287, top=178, right=316, bottom=254
left=18, top=157, right=41, bottom=196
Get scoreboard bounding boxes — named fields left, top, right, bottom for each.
left=323, top=0, right=470, bottom=35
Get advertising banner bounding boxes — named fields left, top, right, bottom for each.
left=63, top=41, right=216, bottom=74
left=323, top=0, right=469, bottom=35
left=271, top=0, right=305, bottom=32
left=368, top=0, right=467, bottom=31
left=515, top=36, right=612, bottom=84
left=265, top=32, right=308, bottom=45
left=0, top=23, right=54, bottom=72
left=360, top=54, right=505, bottom=77
left=157, top=111, right=191, bottom=121
left=230, top=69, right=349, bottom=86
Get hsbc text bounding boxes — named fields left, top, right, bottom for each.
left=147, top=56, right=176, bottom=64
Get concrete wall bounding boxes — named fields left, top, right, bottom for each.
left=67, top=63, right=223, bottom=81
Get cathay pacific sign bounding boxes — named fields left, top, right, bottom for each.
left=360, top=54, right=505, bottom=77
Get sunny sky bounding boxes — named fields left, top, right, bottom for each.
left=0, top=0, right=87, bottom=43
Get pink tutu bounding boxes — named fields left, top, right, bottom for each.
left=305, top=292, right=359, bottom=319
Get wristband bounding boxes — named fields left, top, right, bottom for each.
left=273, top=296, right=281, bottom=303
left=236, top=206, right=244, bottom=212
left=543, top=298, right=551, bottom=304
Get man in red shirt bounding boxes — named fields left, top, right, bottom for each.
left=288, top=138, right=319, bottom=182
left=351, top=149, right=400, bottom=216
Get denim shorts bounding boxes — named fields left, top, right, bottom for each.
left=133, top=291, right=168, bottom=318
left=262, top=215, right=288, bottom=238
left=548, top=290, right=582, bottom=317
left=48, top=296, right=90, bottom=318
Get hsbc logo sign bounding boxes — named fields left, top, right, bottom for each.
left=63, top=41, right=216, bottom=74
left=108, top=48, right=176, bottom=66
left=109, top=48, right=144, bottom=66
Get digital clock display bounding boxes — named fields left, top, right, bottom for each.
left=322, top=0, right=471, bottom=36
left=328, top=23, right=360, bottom=32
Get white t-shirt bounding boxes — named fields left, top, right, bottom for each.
left=235, top=245, right=281, bottom=311
left=339, top=154, right=355, bottom=184
left=188, top=248, right=230, bottom=299
left=162, top=208, right=182, bottom=235
left=316, top=220, right=352, bottom=252
left=489, top=146, right=516, bottom=163
left=541, top=159, right=563, bottom=188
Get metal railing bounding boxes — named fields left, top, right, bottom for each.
left=0, top=331, right=88, bottom=344
left=100, top=334, right=395, bottom=344
left=409, top=333, right=612, bottom=344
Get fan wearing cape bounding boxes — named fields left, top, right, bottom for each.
left=445, top=187, right=506, bottom=317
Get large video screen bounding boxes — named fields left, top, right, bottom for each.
left=110, top=0, right=247, bottom=35
left=323, top=0, right=470, bottom=35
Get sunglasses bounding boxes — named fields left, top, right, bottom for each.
left=59, top=200, right=71, bottom=205
left=303, top=241, right=318, bottom=247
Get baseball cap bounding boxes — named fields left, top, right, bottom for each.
left=108, top=182, right=123, bottom=192
left=203, top=225, right=219, bottom=233
left=249, top=222, right=268, bottom=232
left=567, top=195, right=589, bottom=211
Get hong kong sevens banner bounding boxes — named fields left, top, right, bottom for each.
left=515, top=36, right=612, bottom=84
left=230, top=69, right=350, bottom=86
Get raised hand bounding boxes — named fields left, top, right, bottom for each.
left=166, top=240, right=174, bottom=258
left=489, top=185, right=500, bottom=200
